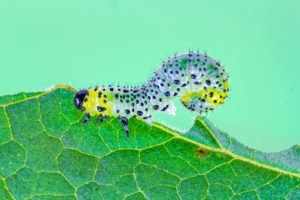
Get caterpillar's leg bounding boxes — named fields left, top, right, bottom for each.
left=119, top=116, right=129, bottom=137
left=97, top=114, right=109, bottom=125
left=82, top=113, right=91, bottom=125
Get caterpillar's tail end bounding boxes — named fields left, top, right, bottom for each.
left=180, top=81, right=229, bottom=113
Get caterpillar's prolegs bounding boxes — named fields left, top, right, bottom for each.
left=119, top=116, right=129, bottom=137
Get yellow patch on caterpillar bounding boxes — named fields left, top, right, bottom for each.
left=181, top=92, right=198, bottom=104
left=82, top=89, right=114, bottom=117
left=181, top=80, right=229, bottom=109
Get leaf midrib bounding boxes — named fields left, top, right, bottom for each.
left=155, top=123, right=300, bottom=179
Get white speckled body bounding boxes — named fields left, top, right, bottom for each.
left=76, top=51, right=229, bottom=136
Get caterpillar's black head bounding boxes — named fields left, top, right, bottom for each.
left=74, top=89, right=88, bottom=110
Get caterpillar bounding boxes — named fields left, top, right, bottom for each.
left=74, top=51, right=229, bottom=137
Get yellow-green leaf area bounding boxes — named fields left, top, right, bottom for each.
left=0, top=85, right=299, bottom=200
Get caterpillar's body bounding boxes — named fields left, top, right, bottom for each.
left=74, top=51, right=229, bottom=136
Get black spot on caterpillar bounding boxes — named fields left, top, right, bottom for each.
left=74, top=51, right=229, bottom=137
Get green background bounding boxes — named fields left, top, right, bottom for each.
left=0, top=0, right=299, bottom=152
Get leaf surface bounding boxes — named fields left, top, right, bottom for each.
left=0, top=85, right=299, bottom=200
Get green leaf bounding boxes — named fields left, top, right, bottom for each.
left=0, top=85, right=299, bottom=200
